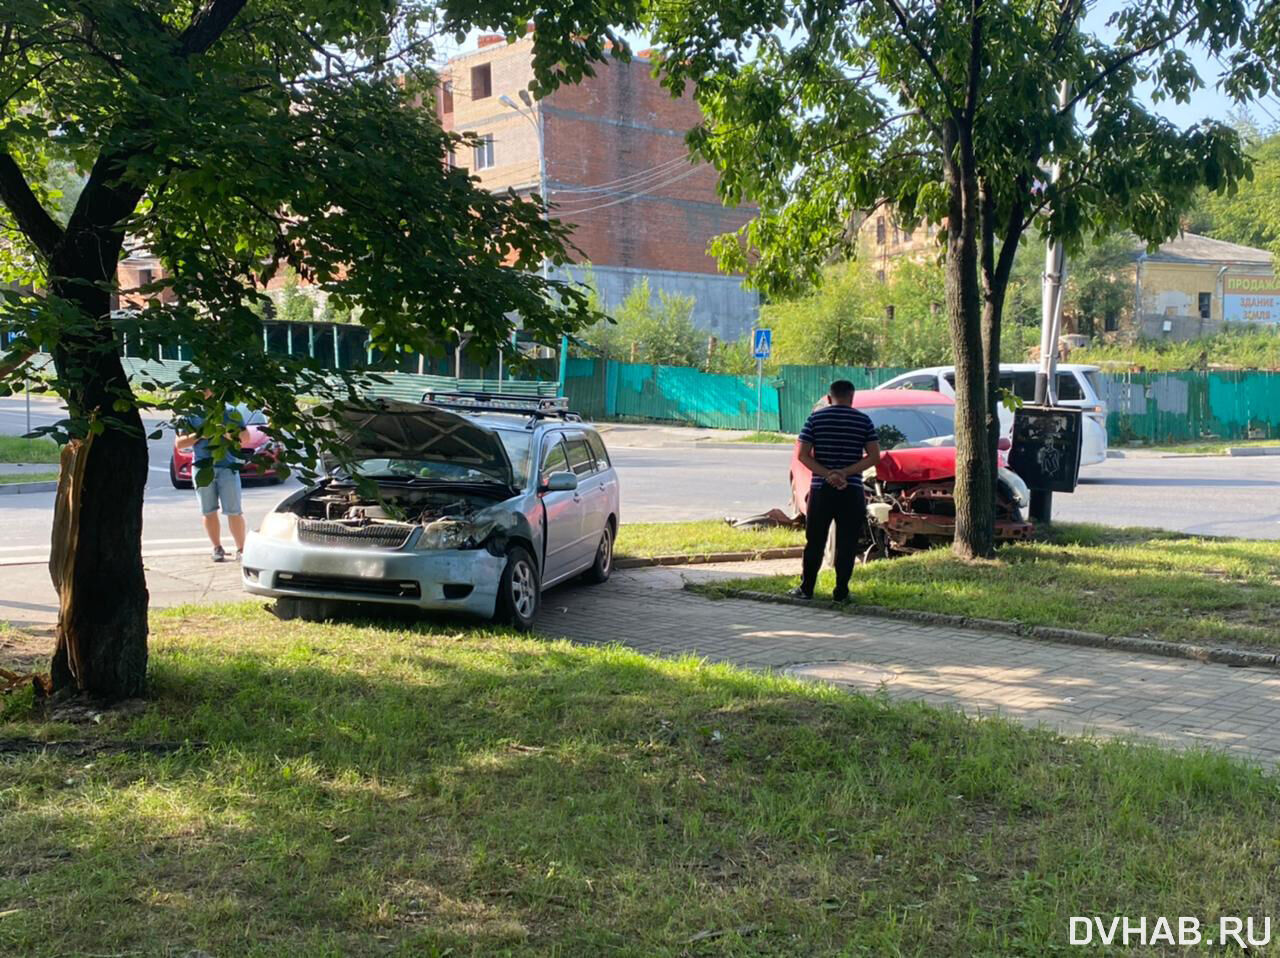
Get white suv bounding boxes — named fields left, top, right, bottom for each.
left=879, top=364, right=1109, bottom=466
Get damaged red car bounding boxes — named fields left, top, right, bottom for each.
left=789, top=389, right=1033, bottom=557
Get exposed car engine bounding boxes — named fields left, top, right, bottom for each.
left=286, top=484, right=491, bottom=550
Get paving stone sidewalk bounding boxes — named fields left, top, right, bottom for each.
left=540, top=561, right=1280, bottom=766
left=6, top=554, right=1280, bottom=765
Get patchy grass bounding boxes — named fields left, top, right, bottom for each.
left=1142, top=438, right=1280, bottom=455
left=694, top=522, right=1280, bottom=649
left=0, top=435, right=60, bottom=464
left=0, top=471, right=57, bottom=485
left=5, top=603, right=1280, bottom=955
left=616, top=520, right=803, bottom=559
left=731, top=431, right=795, bottom=444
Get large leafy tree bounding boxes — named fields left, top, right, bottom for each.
left=0, top=0, right=641, bottom=700
left=647, top=0, right=1261, bottom=557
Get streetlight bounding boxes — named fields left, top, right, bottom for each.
left=499, top=92, right=569, bottom=393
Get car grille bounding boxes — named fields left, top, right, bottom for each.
left=274, top=571, right=421, bottom=599
left=296, top=519, right=413, bottom=550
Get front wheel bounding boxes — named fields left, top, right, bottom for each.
left=584, top=522, right=614, bottom=584
left=495, top=546, right=540, bottom=631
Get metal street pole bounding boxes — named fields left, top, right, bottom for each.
left=1031, top=79, right=1071, bottom=523
left=25, top=373, right=31, bottom=434
left=755, top=357, right=763, bottom=432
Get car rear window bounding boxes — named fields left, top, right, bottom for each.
left=565, top=437, right=595, bottom=477
left=1056, top=372, right=1085, bottom=401
left=866, top=404, right=954, bottom=449
left=586, top=432, right=610, bottom=470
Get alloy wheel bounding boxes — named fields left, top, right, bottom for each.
left=510, top=558, right=536, bottom=619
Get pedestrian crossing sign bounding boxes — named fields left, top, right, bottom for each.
left=752, top=328, right=772, bottom=360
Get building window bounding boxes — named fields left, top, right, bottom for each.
left=876, top=217, right=886, bottom=244
left=885, top=304, right=895, bottom=322
left=876, top=269, right=886, bottom=284
left=1198, top=291, right=1211, bottom=319
left=446, top=149, right=457, bottom=169
left=441, top=81, right=453, bottom=114
left=136, top=268, right=153, bottom=286
left=892, top=226, right=900, bottom=245
left=473, top=134, right=495, bottom=170
left=1104, top=310, right=1118, bottom=332
left=902, top=226, right=913, bottom=243
left=471, top=63, right=492, bottom=100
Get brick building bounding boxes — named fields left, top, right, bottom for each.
left=437, top=35, right=760, bottom=340
left=853, top=210, right=941, bottom=280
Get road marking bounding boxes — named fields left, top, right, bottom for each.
left=0, top=545, right=215, bottom=567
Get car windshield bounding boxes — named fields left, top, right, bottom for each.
left=342, top=457, right=509, bottom=485
left=494, top=430, right=534, bottom=487
left=866, top=404, right=955, bottom=449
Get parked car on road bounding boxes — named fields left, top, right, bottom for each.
left=789, top=389, right=1032, bottom=555
left=241, top=395, right=619, bottom=630
left=878, top=363, right=1109, bottom=466
left=170, top=405, right=286, bottom=488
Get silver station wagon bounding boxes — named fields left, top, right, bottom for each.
left=241, top=394, right=620, bottom=629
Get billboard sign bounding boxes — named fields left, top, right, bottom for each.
left=1223, top=275, right=1280, bottom=325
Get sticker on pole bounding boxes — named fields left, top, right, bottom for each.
left=752, top=328, right=772, bottom=360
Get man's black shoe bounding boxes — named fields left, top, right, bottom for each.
left=831, top=588, right=851, bottom=603
left=787, top=586, right=812, bottom=600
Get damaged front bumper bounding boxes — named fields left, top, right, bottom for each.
left=240, top=532, right=507, bottom=617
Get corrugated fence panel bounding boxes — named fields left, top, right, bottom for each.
left=613, top=363, right=779, bottom=429
left=775, top=365, right=910, bottom=433
left=1098, top=371, right=1280, bottom=444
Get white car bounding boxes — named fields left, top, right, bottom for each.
left=879, top=363, right=1109, bottom=466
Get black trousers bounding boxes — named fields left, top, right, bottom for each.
left=801, top=483, right=867, bottom=595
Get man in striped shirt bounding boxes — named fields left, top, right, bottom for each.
left=792, top=380, right=880, bottom=601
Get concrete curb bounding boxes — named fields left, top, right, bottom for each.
left=616, top=547, right=804, bottom=570
left=1228, top=446, right=1280, bottom=457
left=0, top=480, right=58, bottom=496
left=699, top=587, right=1280, bottom=672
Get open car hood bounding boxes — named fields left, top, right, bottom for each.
left=876, top=445, right=1010, bottom=483
left=323, top=401, right=514, bottom=485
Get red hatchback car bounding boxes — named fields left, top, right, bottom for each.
left=169, top=407, right=286, bottom=489
left=789, top=388, right=1032, bottom=553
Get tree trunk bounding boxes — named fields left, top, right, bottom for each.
left=978, top=182, right=1004, bottom=480
left=48, top=279, right=150, bottom=701
left=943, top=123, right=994, bottom=560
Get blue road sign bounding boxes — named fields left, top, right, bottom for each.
left=752, top=328, right=772, bottom=360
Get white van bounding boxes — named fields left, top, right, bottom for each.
left=879, top=363, right=1109, bottom=466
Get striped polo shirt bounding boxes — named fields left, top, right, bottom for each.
left=798, top=404, right=877, bottom=491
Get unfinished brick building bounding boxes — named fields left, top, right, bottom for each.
left=437, top=34, right=760, bottom=340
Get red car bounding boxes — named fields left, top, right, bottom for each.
left=789, top=389, right=1033, bottom=554
left=169, top=407, right=286, bottom=489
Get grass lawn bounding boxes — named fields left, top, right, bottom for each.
left=1145, top=438, right=1280, bottom=455
left=615, top=520, right=803, bottom=559
left=731, top=431, right=795, bottom=444
left=0, top=471, right=58, bottom=485
left=693, top=523, right=1280, bottom=649
left=0, top=435, right=60, bottom=464
left=5, top=604, right=1280, bottom=955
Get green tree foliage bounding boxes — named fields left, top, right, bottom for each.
left=580, top=277, right=704, bottom=366
left=1006, top=233, right=1136, bottom=339
left=273, top=267, right=318, bottom=324
left=1187, top=131, right=1280, bottom=256
left=1075, top=330, right=1280, bottom=371
left=647, top=0, right=1260, bottom=557
left=0, top=0, right=643, bottom=698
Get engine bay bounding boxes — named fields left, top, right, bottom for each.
left=294, top=485, right=483, bottom=527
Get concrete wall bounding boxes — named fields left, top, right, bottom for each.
left=556, top=263, right=759, bottom=340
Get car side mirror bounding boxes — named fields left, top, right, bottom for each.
left=540, top=471, right=578, bottom=493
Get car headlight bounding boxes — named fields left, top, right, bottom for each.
left=998, top=467, right=1030, bottom=509
left=416, top=519, right=494, bottom=551
left=258, top=512, right=298, bottom=541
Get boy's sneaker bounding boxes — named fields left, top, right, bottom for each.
left=211, top=545, right=226, bottom=563
left=235, top=550, right=244, bottom=562
left=786, top=586, right=812, bottom=600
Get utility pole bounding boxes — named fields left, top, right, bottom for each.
left=1030, top=79, right=1071, bottom=523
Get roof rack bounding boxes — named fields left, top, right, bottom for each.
left=421, top=391, right=582, bottom=422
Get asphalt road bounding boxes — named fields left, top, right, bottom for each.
left=3, top=397, right=1280, bottom=565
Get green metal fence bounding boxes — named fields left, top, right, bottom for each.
left=1099, top=371, right=1280, bottom=444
